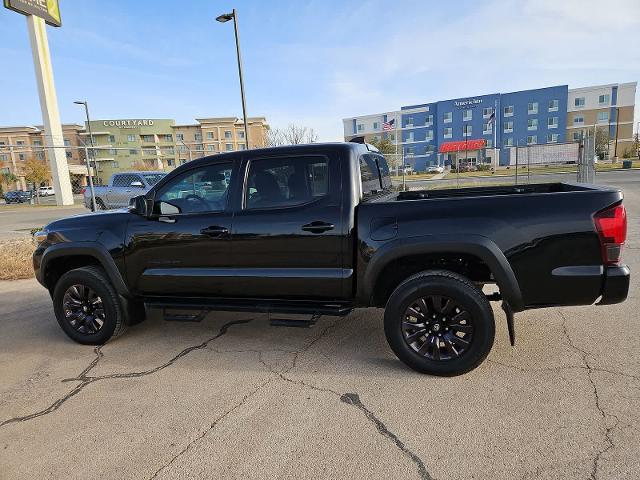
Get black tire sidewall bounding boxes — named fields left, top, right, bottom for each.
left=53, top=268, right=121, bottom=345
left=384, top=274, right=495, bottom=376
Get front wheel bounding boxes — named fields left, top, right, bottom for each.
left=384, top=270, right=495, bottom=376
left=52, top=266, right=127, bottom=344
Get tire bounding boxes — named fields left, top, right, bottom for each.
left=384, top=270, right=495, bottom=376
left=52, top=266, right=127, bottom=345
left=95, top=198, right=106, bottom=210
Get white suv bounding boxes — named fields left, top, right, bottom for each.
left=39, top=186, right=55, bottom=197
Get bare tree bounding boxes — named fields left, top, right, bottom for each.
left=263, top=124, right=319, bottom=146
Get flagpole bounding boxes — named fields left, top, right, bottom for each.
left=493, top=99, right=498, bottom=171
left=398, top=113, right=406, bottom=191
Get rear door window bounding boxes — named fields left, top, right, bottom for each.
left=360, top=154, right=382, bottom=196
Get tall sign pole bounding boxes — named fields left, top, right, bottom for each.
left=27, top=15, right=73, bottom=205
left=4, top=0, right=72, bottom=205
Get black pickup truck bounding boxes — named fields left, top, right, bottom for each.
left=33, top=142, right=629, bottom=376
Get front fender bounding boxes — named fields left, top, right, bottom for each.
left=36, top=241, right=130, bottom=297
left=357, top=234, right=524, bottom=311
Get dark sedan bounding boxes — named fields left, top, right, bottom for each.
left=3, top=190, right=33, bottom=204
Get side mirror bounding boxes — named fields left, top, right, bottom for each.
left=129, top=195, right=152, bottom=217
left=130, top=181, right=144, bottom=188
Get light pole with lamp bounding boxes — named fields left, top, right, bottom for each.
left=216, top=9, right=250, bottom=148
left=73, top=100, right=97, bottom=211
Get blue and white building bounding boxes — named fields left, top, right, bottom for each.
left=343, top=82, right=636, bottom=171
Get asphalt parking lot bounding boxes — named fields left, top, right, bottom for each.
left=1, top=175, right=639, bottom=479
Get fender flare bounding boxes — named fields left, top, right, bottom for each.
left=359, top=234, right=524, bottom=311
left=38, top=242, right=130, bottom=297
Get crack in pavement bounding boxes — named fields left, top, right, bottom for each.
left=0, top=319, right=253, bottom=429
left=256, top=318, right=434, bottom=480
left=558, top=311, right=620, bottom=480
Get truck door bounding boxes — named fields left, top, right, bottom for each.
left=229, top=152, right=348, bottom=299
left=125, top=160, right=237, bottom=296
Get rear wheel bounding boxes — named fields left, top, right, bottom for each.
left=384, top=270, right=495, bottom=376
left=53, top=266, right=126, bottom=345
left=94, top=198, right=106, bottom=210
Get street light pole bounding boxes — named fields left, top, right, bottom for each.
left=73, top=100, right=97, bottom=211
left=180, top=139, right=193, bottom=162
left=216, top=9, right=250, bottom=148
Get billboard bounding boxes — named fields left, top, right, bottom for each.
left=3, top=0, right=61, bottom=27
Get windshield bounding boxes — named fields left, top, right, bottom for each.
left=142, top=174, right=166, bottom=186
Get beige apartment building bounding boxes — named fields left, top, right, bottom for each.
left=0, top=116, right=269, bottom=187
left=0, top=124, right=90, bottom=191
left=567, top=82, right=637, bottom=157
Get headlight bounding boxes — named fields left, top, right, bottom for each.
left=33, top=230, right=48, bottom=244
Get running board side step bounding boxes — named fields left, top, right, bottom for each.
left=145, top=297, right=353, bottom=320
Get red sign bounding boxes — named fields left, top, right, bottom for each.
left=439, top=139, right=486, bottom=153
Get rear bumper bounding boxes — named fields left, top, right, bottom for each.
left=598, top=265, right=630, bottom=305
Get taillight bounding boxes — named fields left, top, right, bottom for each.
left=594, top=203, right=627, bottom=265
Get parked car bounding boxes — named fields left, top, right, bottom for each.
left=3, top=190, right=33, bottom=204
left=33, top=142, right=629, bottom=376
left=427, top=165, right=445, bottom=174
left=85, top=172, right=166, bottom=210
left=38, top=186, right=55, bottom=197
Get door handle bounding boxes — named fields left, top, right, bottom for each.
left=201, top=226, right=229, bottom=237
left=302, top=221, right=335, bottom=233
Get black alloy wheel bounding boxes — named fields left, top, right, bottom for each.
left=62, top=284, right=106, bottom=334
left=384, top=270, right=495, bottom=376
left=402, top=295, right=473, bottom=361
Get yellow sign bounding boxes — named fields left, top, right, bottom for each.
left=4, top=0, right=62, bottom=27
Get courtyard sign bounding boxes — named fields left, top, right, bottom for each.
left=3, top=0, right=61, bottom=27
left=102, top=120, right=155, bottom=128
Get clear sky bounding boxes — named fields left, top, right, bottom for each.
left=1, top=0, right=638, bottom=141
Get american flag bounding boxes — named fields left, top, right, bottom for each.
left=383, top=118, right=395, bottom=131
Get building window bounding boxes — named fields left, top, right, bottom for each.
left=549, top=99, right=559, bottom=112
left=237, top=130, right=245, bottom=139
left=444, top=127, right=452, bottom=139
left=109, top=148, right=117, bottom=155
left=373, top=122, right=379, bottom=130
left=33, top=140, right=42, bottom=146
left=406, top=132, right=414, bottom=143
left=207, top=144, right=215, bottom=151
left=405, top=147, right=415, bottom=156
left=443, top=112, right=452, bottom=123
left=597, top=111, right=610, bottom=123
left=111, top=161, right=119, bottom=169
left=528, top=102, right=538, bottom=114
left=483, top=122, right=493, bottom=134
left=527, top=135, right=537, bottom=145
left=239, top=144, right=246, bottom=150
left=573, top=115, right=584, bottom=125
left=142, top=135, right=154, bottom=143
left=64, top=138, right=71, bottom=146
left=164, top=134, right=173, bottom=142
left=225, top=143, right=233, bottom=151
left=194, top=133, right=202, bottom=141
left=573, top=131, right=583, bottom=141
left=19, top=153, right=25, bottom=160
left=357, top=124, right=364, bottom=132
left=483, top=107, right=494, bottom=118
left=503, top=137, right=513, bottom=147
left=504, top=121, right=513, bottom=133
left=0, top=154, right=6, bottom=161
left=127, top=135, right=135, bottom=142
left=167, top=159, right=175, bottom=166
left=599, top=94, right=610, bottom=105
left=486, top=139, right=493, bottom=148
left=463, top=109, right=472, bottom=121
left=527, top=119, right=538, bottom=131
left=504, top=105, right=514, bottom=117
left=548, top=117, right=558, bottom=129
left=463, top=125, right=472, bottom=137
left=425, top=115, right=433, bottom=127
left=225, top=130, right=232, bottom=139
left=574, top=97, right=585, bottom=107
left=176, top=133, right=184, bottom=141
left=65, top=151, right=72, bottom=159
left=425, top=131, right=434, bottom=141
left=16, top=140, right=25, bottom=146
left=547, top=134, right=559, bottom=143
left=108, top=135, right=116, bottom=143
left=142, top=148, right=156, bottom=155
left=207, top=132, right=214, bottom=139
left=129, top=149, right=137, bottom=155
